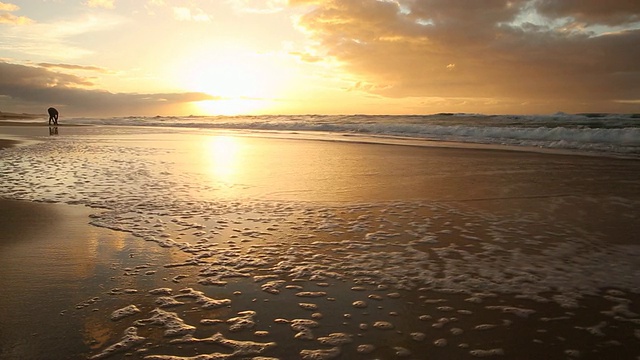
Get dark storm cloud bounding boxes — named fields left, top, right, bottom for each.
left=0, top=61, right=217, bottom=115
left=292, top=0, right=640, bottom=112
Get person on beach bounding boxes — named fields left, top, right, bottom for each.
left=48, top=107, right=59, bottom=125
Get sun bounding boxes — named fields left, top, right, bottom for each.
left=176, top=46, right=289, bottom=115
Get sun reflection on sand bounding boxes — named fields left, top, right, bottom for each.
left=204, top=135, right=241, bottom=184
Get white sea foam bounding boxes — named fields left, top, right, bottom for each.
left=110, top=305, right=141, bottom=321
left=88, top=327, right=145, bottom=360
left=134, top=308, right=196, bottom=337
left=167, top=332, right=276, bottom=357
left=227, top=310, right=257, bottom=332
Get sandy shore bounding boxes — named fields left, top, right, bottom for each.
left=1, top=125, right=639, bottom=359
left=0, top=199, right=179, bottom=359
left=0, top=200, right=98, bottom=358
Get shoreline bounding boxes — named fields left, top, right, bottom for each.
left=1, top=121, right=638, bottom=161
left=233, top=128, right=640, bottom=160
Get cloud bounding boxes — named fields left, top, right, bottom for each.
left=172, top=6, right=211, bottom=22
left=289, top=50, right=323, bottom=63
left=38, top=63, right=112, bottom=73
left=0, top=2, right=32, bottom=24
left=146, top=1, right=211, bottom=21
left=294, top=0, right=640, bottom=112
left=1, top=61, right=94, bottom=88
left=227, top=0, right=288, bottom=14
left=0, top=13, right=124, bottom=60
left=0, top=12, right=31, bottom=24
left=288, top=0, right=323, bottom=5
left=535, top=0, right=640, bottom=26
left=0, top=61, right=218, bottom=115
left=85, top=0, right=115, bottom=9
left=0, top=2, right=18, bottom=11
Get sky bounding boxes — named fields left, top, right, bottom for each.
left=1, top=0, right=639, bottom=116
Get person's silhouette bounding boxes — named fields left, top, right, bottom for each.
left=48, top=107, right=58, bottom=125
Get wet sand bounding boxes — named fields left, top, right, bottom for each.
left=0, top=139, right=18, bottom=150
left=1, top=125, right=639, bottom=359
left=0, top=201, right=94, bottom=358
left=0, top=200, right=170, bottom=359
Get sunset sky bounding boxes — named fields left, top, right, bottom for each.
left=1, top=0, right=639, bottom=116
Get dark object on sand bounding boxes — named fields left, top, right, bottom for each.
left=48, top=107, right=59, bottom=125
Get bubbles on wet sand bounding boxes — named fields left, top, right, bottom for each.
left=300, top=346, right=341, bottom=360
left=373, top=321, right=394, bottom=330
left=169, top=333, right=276, bottom=357
left=299, top=303, right=319, bottom=311
left=317, top=333, right=353, bottom=346
left=261, top=280, right=286, bottom=294
left=173, top=288, right=231, bottom=309
left=289, top=318, right=320, bottom=340
left=88, top=327, right=145, bottom=360
left=227, top=310, right=256, bottom=332
left=134, top=308, right=196, bottom=337
left=394, top=346, right=412, bottom=357
left=434, top=338, right=448, bottom=347
left=469, top=348, right=505, bottom=357
left=357, top=344, right=375, bottom=354
left=155, top=296, right=185, bottom=308
left=110, top=305, right=141, bottom=321
left=352, top=300, right=367, bottom=308
left=296, top=291, right=327, bottom=298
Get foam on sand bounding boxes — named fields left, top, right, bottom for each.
left=173, top=287, right=232, bottom=309
left=134, top=308, right=196, bottom=337
left=110, top=304, right=141, bottom=321
left=169, top=333, right=276, bottom=357
left=0, top=129, right=638, bottom=358
left=300, top=346, right=341, bottom=360
left=88, top=327, right=145, bottom=360
left=226, top=310, right=256, bottom=332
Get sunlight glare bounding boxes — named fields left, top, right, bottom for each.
left=204, top=135, right=241, bottom=184
left=196, top=98, right=267, bottom=116
left=178, top=46, right=290, bottom=115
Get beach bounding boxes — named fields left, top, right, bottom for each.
left=1, top=121, right=639, bottom=359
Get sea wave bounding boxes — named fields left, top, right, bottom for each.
left=68, top=113, right=640, bottom=157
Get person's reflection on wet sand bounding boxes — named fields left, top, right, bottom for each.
left=49, top=126, right=58, bottom=136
